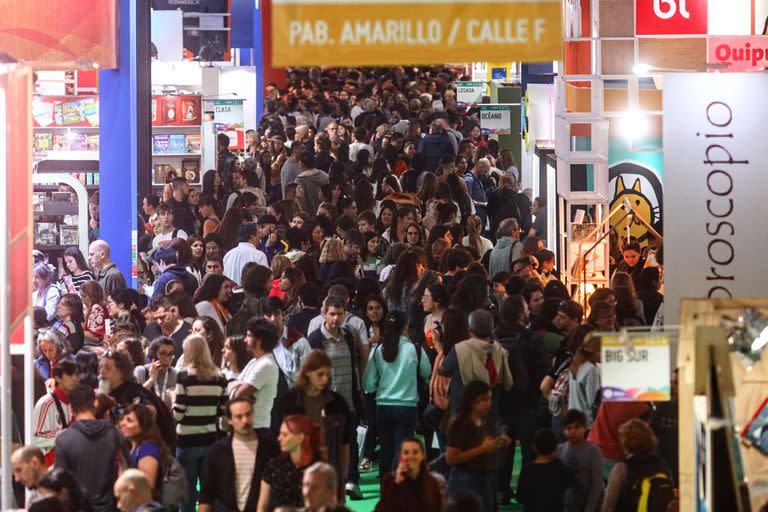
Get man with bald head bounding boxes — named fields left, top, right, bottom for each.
left=114, top=469, right=163, bottom=512
left=11, top=446, right=47, bottom=506
left=88, top=240, right=126, bottom=296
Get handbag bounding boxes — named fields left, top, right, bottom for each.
left=160, top=456, right=189, bottom=508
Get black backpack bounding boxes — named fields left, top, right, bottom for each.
left=226, top=294, right=261, bottom=337
left=618, top=454, right=675, bottom=512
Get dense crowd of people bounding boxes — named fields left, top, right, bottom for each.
left=19, top=66, right=675, bottom=512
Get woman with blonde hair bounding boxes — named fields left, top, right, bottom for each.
left=173, top=334, right=228, bottom=512
left=461, top=215, right=493, bottom=257
left=318, top=238, right=345, bottom=281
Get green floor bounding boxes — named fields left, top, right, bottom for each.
left=347, top=446, right=524, bottom=512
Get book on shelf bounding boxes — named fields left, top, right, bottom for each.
left=168, top=134, right=186, bottom=154
left=152, top=134, right=170, bottom=154
left=153, top=164, right=175, bottom=185
left=34, top=132, right=53, bottom=152
left=52, top=134, right=67, bottom=150
left=33, top=193, right=45, bottom=211
left=34, top=223, right=58, bottom=246
left=181, top=158, right=200, bottom=183
left=87, top=134, right=99, bottom=151
left=70, top=132, right=88, bottom=151
left=59, top=225, right=79, bottom=246
left=185, top=134, right=201, bottom=153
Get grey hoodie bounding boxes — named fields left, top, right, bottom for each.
left=295, top=168, right=329, bottom=214
left=488, top=236, right=522, bottom=278
left=55, top=419, right=123, bottom=512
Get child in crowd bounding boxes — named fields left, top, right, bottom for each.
left=516, top=428, right=575, bottom=512
left=556, top=409, right=604, bottom=512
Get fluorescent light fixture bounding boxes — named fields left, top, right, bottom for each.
left=618, top=111, right=649, bottom=142
left=633, top=63, right=652, bottom=76
left=752, top=325, right=768, bottom=352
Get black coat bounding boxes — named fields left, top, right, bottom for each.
left=199, top=431, right=280, bottom=512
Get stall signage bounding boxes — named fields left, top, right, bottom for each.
left=271, top=0, right=562, bottom=66
left=214, top=100, right=245, bottom=150
left=480, top=104, right=513, bottom=135
left=600, top=335, right=671, bottom=402
left=708, top=36, right=768, bottom=72
left=663, top=73, right=768, bottom=323
left=636, top=0, right=708, bottom=35
left=456, top=82, right=487, bottom=107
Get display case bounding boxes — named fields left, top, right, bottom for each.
left=151, top=94, right=202, bottom=187
left=33, top=159, right=97, bottom=260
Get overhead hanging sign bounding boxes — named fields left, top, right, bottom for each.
left=271, top=0, right=562, bottom=66
left=636, top=0, right=708, bottom=35
left=664, top=73, right=768, bottom=324
left=480, top=104, right=513, bottom=135
left=456, top=81, right=487, bottom=107
left=707, top=36, right=768, bottom=72
left=601, top=334, right=671, bottom=401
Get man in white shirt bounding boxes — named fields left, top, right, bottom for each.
left=223, top=223, right=268, bottom=285
left=233, top=318, right=279, bottom=431
left=152, top=202, right=188, bottom=249
left=31, top=360, right=79, bottom=465
left=348, top=128, right=374, bottom=163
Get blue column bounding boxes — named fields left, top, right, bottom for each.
left=253, top=0, right=264, bottom=123
left=99, top=0, right=151, bottom=288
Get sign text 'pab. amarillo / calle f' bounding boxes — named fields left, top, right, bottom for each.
left=271, top=0, right=562, bottom=67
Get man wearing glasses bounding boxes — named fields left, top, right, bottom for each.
left=488, top=218, right=523, bottom=278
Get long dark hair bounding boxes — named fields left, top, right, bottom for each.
left=385, top=251, right=420, bottom=303
left=63, top=246, right=89, bottom=275
left=194, top=273, right=229, bottom=304
left=224, top=335, right=250, bottom=373
left=122, top=404, right=171, bottom=463
left=439, top=306, right=468, bottom=356
left=452, top=380, right=492, bottom=426
left=194, top=316, right=225, bottom=367
left=381, top=311, right=407, bottom=363
left=37, top=468, right=93, bottom=512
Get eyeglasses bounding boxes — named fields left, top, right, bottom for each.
left=158, top=351, right=174, bottom=358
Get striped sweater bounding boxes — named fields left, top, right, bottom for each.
left=172, top=369, right=227, bottom=447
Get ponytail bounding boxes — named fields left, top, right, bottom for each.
left=381, top=311, right=407, bottom=363
left=467, top=215, right=482, bottom=253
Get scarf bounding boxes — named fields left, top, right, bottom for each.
left=212, top=299, right=232, bottom=326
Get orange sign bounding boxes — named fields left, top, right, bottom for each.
left=0, top=0, right=118, bottom=69
left=272, top=0, right=562, bottom=67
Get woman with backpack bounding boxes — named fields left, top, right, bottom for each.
left=568, top=336, right=602, bottom=430
left=172, top=335, right=228, bottom=512
left=601, top=419, right=675, bottom=512
left=363, top=311, right=432, bottom=482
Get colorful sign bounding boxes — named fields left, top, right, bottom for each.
left=480, top=104, right=513, bottom=135
left=0, top=0, right=117, bottom=68
left=636, top=0, right=708, bottom=35
left=271, top=0, right=562, bottom=66
left=456, top=82, right=487, bottom=107
left=600, top=335, right=671, bottom=401
left=214, top=99, right=245, bottom=151
left=32, top=96, right=99, bottom=128
left=663, top=73, right=768, bottom=324
left=707, top=36, right=768, bottom=72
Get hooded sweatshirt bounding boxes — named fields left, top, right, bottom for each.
left=54, top=419, right=122, bottom=512
left=295, top=168, right=329, bottom=214
left=454, top=337, right=513, bottom=392
left=488, top=236, right=522, bottom=279
left=152, top=264, right=199, bottom=301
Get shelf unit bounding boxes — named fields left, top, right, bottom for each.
left=151, top=124, right=202, bottom=186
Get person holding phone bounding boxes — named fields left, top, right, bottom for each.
left=445, top=380, right=511, bottom=511
left=373, top=438, right=442, bottom=512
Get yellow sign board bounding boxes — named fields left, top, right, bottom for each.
left=272, top=0, right=562, bottom=67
